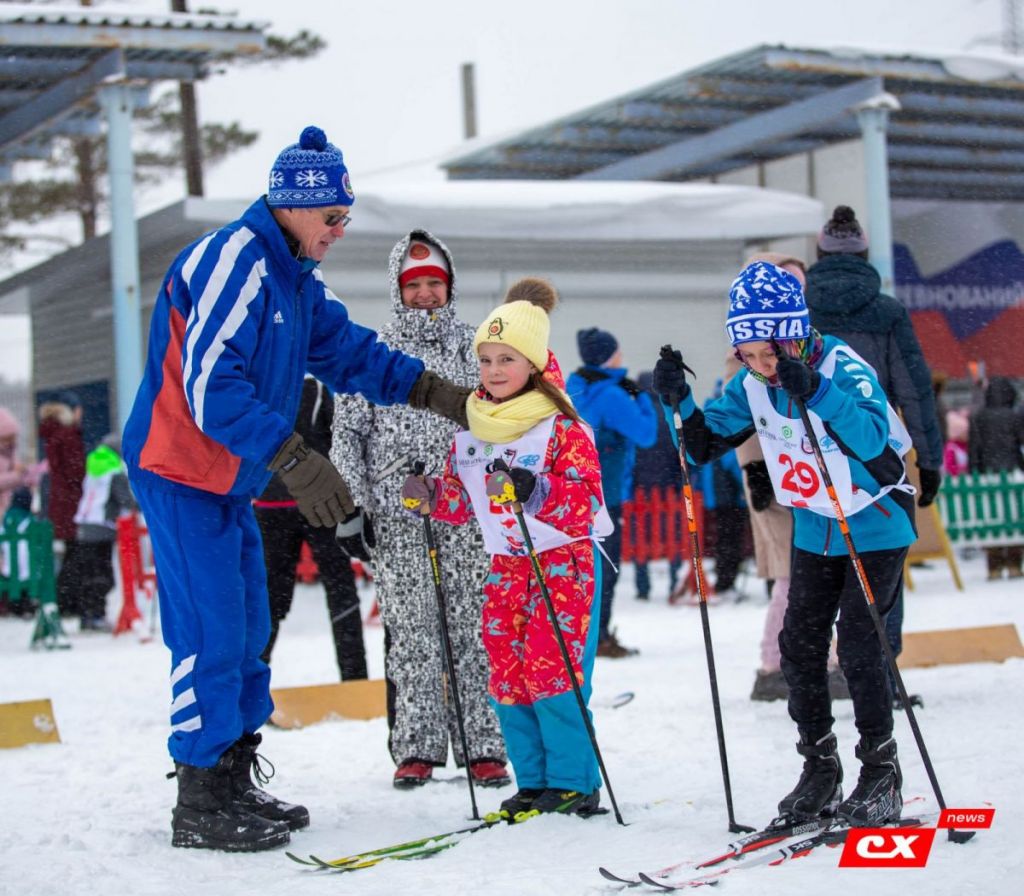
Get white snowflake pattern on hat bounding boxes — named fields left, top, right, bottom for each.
left=296, top=169, right=328, bottom=188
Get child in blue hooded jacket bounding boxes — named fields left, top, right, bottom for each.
left=653, top=261, right=915, bottom=829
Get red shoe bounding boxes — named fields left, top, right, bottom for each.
left=470, top=760, right=511, bottom=788
left=393, top=760, right=433, bottom=789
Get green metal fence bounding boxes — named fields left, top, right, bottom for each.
left=939, top=470, right=1024, bottom=547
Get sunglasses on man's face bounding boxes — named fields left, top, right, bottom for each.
left=322, top=211, right=351, bottom=228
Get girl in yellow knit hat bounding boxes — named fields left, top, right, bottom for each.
left=402, top=278, right=612, bottom=818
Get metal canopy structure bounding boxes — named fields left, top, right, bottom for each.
left=0, top=3, right=265, bottom=168
left=443, top=44, right=1024, bottom=203
left=0, top=3, right=266, bottom=428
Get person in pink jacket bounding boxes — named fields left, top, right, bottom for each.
left=0, top=407, right=40, bottom=518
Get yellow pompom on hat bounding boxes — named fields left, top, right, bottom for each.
left=473, top=277, right=557, bottom=371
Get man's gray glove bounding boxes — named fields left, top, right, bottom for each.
left=407, top=370, right=472, bottom=429
left=268, top=432, right=355, bottom=527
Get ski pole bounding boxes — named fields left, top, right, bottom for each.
left=778, top=351, right=974, bottom=845
left=488, top=460, right=625, bottom=826
left=660, top=344, right=754, bottom=835
left=413, top=461, right=480, bottom=821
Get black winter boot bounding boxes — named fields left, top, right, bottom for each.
left=838, top=735, right=903, bottom=827
left=777, top=732, right=843, bottom=822
left=171, top=758, right=290, bottom=851
left=226, top=732, right=310, bottom=831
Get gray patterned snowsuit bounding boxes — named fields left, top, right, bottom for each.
left=331, top=231, right=505, bottom=768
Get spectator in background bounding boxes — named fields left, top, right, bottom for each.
left=38, top=393, right=85, bottom=617
left=71, top=433, right=136, bottom=632
left=969, top=376, right=1024, bottom=580
left=805, top=205, right=944, bottom=691
left=943, top=409, right=969, bottom=476
left=567, top=328, right=658, bottom=658
left=1, top=406, right=41, bottom=518
left=631, top=371, right=683, bottom=600
left=254, top=376, right=367, bottom=681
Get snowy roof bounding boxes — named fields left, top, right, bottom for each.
left=191, top=180, right=823, bottom=243
left=443, top=44, right=1024, bottom=203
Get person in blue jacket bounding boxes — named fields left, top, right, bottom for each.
left=653, top=261, right=915, bottom=829
left=122, top=126, right=472, bottom=853
left=567, top=329, right=657, bottom=657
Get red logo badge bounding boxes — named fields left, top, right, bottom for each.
left=938, top=808, right=994, bottom=829
left=839, top=827, right=936, bottom=868
left=409, top=242, right=431, bottom=260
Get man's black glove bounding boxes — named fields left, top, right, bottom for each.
left=917, top=466, right=941, bottom=508
left=269, top=432, right=355, bottom=527
left=335, top=509, right=374, bottom=561
left=652, top=346, right=693, bottom=405
left=743, top=460, right=775, bottom=512
left=775, top=356, right=821, bottom=402
left=407, top=370, right=472, bottom=429
left=619, top=377, right=642, bottom=398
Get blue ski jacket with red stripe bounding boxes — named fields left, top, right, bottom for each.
left=123, top=197, right=424, bottom=500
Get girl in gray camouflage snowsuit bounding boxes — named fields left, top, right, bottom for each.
left=331, top=231, right=507, bottom=788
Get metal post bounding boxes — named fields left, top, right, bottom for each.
left=855, top=95, right=900, bottom=294
left=461, top=62, right=477, bottom=140
left=98, top=83, right=144, bottom=431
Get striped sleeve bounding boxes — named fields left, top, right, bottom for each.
left=174, top=227, right=291, bottom=462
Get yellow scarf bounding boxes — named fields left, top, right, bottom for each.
left=466, top=389, right=567, bottom=443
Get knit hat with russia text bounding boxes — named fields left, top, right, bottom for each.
left=267, top=126, right=355, bottom=208
left=725, top=261, right=810, bottom=346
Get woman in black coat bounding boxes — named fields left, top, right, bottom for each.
left=969, top=376, right=1024, bottom=579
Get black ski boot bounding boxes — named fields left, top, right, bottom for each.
left=531, top=788, right=601, bottom=816
left=171, top=757, right=290, bottom=851
left=497, top=787, right=545, bottom=820
left=837, top=735, right=903, bottom=827
left=777, top=732, right=843, bottom=822
left=226, top=732, right=310, bottom=830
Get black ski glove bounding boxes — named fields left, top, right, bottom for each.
left=652, top=346, right=693, bottom=405
left=335, top=509, right=374, bottom=561
left=407, top=370, right=472, bottom=429
left=917, top=466, right=941, bottom=508
left=775, top=356, right=821, bottom=402
left=743, top=460, right=775, bottom=512
left=269, top=432, right=354, bottom=527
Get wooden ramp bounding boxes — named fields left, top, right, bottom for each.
left=269, top=679, right=386, bottom=729
left=897, top=624, right=1024, bottom=669
left=0, top=698, right=61, bottom=749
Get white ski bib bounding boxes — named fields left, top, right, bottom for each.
left=454, top=415, right=613, bottom=556
left=74, top=470, right=117, bottom=529
left=743, top=346, right=913, bottom=517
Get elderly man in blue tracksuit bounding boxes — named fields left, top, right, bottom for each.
left=653, top=262, right=916, bottom=829
left=122, top=126, right=470, bottom=853
left=566, top=328, right=657, bottom=658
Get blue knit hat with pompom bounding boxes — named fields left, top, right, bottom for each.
left=267, top=125, right=355, bottom=208
left=725, top=261, right=809, bottom=346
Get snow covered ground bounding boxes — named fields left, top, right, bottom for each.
left=1, top=553, right=1021, bottom=896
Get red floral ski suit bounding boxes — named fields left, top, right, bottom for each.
left=433, top=414, right=605, bottom=793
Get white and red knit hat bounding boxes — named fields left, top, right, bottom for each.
left=399, top=240, right=450, bottom=287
